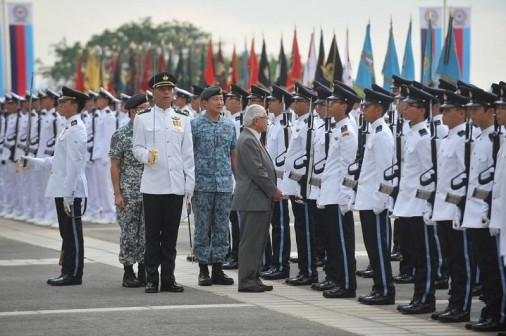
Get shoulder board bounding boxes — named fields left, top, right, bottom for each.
left=235, top=115, right=242, bottom=121
left=52, top=112, right=57, bottom=117
left=71, top=120, right=78, bottom=127
left=175, top=109, right=189, bottom=117
left=138, top=108, right=151, bottom=115
left=105, top=109, right=111, bottom=114
left=434, top=120, right=441, bottom=126
left=304, top=118, right=309, bottom=124
left=375, top=125, right=382, bottom=133
left=419, top=128, right=428, bottom=136
left=31, top=111, right=37, bottom=117
left=489, top=132, right=497, bottom=142
left=280, top=119, right=286, bottom=126
left=41, top=111, right=47, bottom=115
left=330, top=122, right=336, bottom=129
left=457, top=130, right=465, bottom=137
left=341, top=125, right=348, bottom=133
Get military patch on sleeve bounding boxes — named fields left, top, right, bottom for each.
left=419, top=128, right=428, bottom=136
left=175, top=109, right=189, bottom=117
left=457, top=130, right=465, bottom=137
left=138, top=108, right=151, bottom=115
left=71, top=120, right=78, bottom=127
left=341, top=125, right=348, bottom=133
left=375, top=125, right=382, bottom=133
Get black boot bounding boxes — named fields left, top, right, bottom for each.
left=211, top=263, right=234, bottom=285
left=122, top=265, right=140, bottom=288
left=198, top=263, right=212, bottom=286
left=137, top=263, right=146, bottom=286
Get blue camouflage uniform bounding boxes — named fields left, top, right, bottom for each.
left=191, top=113, right=236, bottom=264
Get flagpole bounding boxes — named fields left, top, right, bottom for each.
left=1, top=0, right=10, bottom=93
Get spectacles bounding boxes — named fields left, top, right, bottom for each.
left=256, top=116, right=269, bottom=120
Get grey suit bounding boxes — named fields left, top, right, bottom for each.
left=232, top=128, right=277, bottom=289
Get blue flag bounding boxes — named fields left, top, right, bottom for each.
left=436, top=15, right=461, bottom=84
left=421, top=17, right=435, bottom=86
left=401, top=19, right=415, bottom=80
left=382, top=21, right=400, bottom=89
left=355, top=23, right=375, bottom=91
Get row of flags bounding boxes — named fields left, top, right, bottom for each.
left=0, top=4, right=471, bottom=96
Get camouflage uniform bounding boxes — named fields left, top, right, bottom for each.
left=109, top=122, right=145, bottom=265
left=191, top=114, right=236, bottom=264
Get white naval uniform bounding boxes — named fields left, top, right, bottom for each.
left=308, top=120, right=326, bottom=201
left=12, top=112, right=28, bottom=217
left=354, top=118, right=394, bottom=211
left=431, top=123, right=466, bottom=221
left=490, top=136, right=506, bottom=256
left=133, top=106, right=195, bottom=195
left=266, top=113, right=290, bottom=184
left=317, top=117, right=357, bottom=207
left=1, top=112, right=18, bottom=216
left=393, top=121, right=432, bottom=217
left=0, top=113, right=5, bottom=214
left=462, top=125, right=495, bottom=229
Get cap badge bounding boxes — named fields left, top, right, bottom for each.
left=162, top=75, right=169, bottom=81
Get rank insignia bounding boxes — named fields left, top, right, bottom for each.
left=172, top=117, right=182, bottom=131
left=71, top=120, right=77, bottom=126
left=342, top=131, right=350, bottom=137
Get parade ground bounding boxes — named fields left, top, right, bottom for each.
left=0, top=215, right=496, bottom=336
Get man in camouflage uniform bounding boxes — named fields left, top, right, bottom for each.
left=191, top=86, right=236, bottom=287
left=109, top=94, right=149, bottom=288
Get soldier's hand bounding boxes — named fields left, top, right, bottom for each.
left=273, top=189, right=283, bottom=201
left=115, top=194, right=125, bottom=208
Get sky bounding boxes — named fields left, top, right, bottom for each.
left=5, top=0, right=506, bottom=90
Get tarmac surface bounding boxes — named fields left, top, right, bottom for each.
left=0, top=213, right=497, bottom=336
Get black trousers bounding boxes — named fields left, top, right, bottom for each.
left=290, top=197, right=317, bottom=278
left=270, top=199, right=291, bottom=271
left=55, top=198, right=84, bottom=278
left=360, top=209, right=394, bottom=296
left=468, top=228, right=506, bottom=323
left=433, top=223, right=447, bottom=281
left=437, top=221, right=474, bottom=311
left=321, top=205, right=356, bottom=290
left=399, top=216, right=437, bottom=303
left=398, top=218, right=414, bottom=276
left=143, top=193, right=183, bottom=285
left=228, top=210, right=240, bottom=260
left=309, top=200, right=327, bottom=262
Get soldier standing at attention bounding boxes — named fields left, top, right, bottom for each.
left=191, top=86, right=236, bottom=287
left=110, top=94, right=150, bottom=288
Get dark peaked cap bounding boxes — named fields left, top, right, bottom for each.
left=124, top=93, right=148, bottom=110
left=392, top=75, right=413, bottom=88
left=227, top=84, right=249, bottom=100
left=492, top=83, right=506, bottom=105
left=192, top=84, right=205, bottom=96
left=61, top=86, right=89, bottom=105
left=330, top=82, right=360, bottom=103
left=441, top=91, right=470, bottom=110
left=148, top=72, right=177, bottom=89
left=403, top=85, right=437, bottom=108
left=439, top=79, right=457, bottom=92
left=268, top=85, right=293, bottom=107
left=247, top=85, right=270, bottom=99
left=292, top=82, right=318, bottom=102
left=363, top=88, right=394, bottom=110
left=372, top=84, right=394, bottom=97
left=464, top=86, right=497, bottom=108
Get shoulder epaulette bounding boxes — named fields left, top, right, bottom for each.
left=341, top=125, right=348, bottom=133
left=489, top=132, right=497, bottom=142
left=280, top=119, right=286, bottom=126
left=434, top=120, right=441, bottom=126
left=457, top=130, right=465, bottom=137
left=304, top=118, right=309, bottom=124
left=375, top=125, right=382, bottom=133
left=419, top=128, right=428, bottom=136
left=235, top=115, right=242, bottom=121
left=138, top=108, right=151, bottom=115
left=330, top=122, right=336, bottom=129
left=175, top=109, right=189, bottom=117
left=105, top=109, right=111, bottom=114
left=71, top=120, right=78, bottom=127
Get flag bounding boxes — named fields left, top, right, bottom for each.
left=241, top=41, right=249, bottom=88
left=98, top=53, right=108, bottom=89
left=420, top=8, right=443, bottom=86
left=314, top=30, right=325, bottom=84
left=342, top=27, right=353, bottom=87
left=112, top=51, right=124, bottom=95
left=75, top=51, right=84, bottom=92
left=136, top=47, right=144, bottom=92
left=286, top=29, right=302, bottom=91
left=452, top=7, right=471, bottom=82
left=175, top=47, right=185, bottom=89
left=421, top=16, right=435, bottom=86
left=302, top=30, right=317, bottom=86
left=321, top=34, right=343, bottom=86
left=355, top=22, right=376, bottom=91
left=204, top=39, right=215, bottom=85
left=436, top=15, right=461, bottom=84
left=185, top=45, right=193, bottom=90
left=246, top=38, right=259, bottom=90
left=125, top=47, right=136, bottom=95
left=258, top=39, right=271, bottom=89
left=140, top=48, right=153, bottom=91
left=198, top=44, right=205, bottom=86
left=226, top=45, right=239, bottom=91
left=381, top=20, right=401, bottom=89
left=401, top=18, right=415, bottom=80
left=166, top=45, right=173, bottom=73
left=215, top=41, right=227, bottom=89
left=274, top=38, right=288, bottom=87
left=108, top=50, right=116, bottom=92
left=84, top=50, right=98, bottom=91
left=7, top=3, right=34, bottom=93
left=157, top=49, right=166, bottom=73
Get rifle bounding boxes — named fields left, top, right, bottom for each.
left=87, top=107, right=97, bottom=161
left=293, top=107, right=315, bottom=199
left=416, top=103, right=438, bottom=205
left=313, top=115, right=331, bottom=175
left=275, top=97, right=291, bottom=170
left=379, top=106, right=403, bottom=202
left=342, top=108, right=368, bottom=190
left=445, top=113, right=473, bottom=226
left=22, top=74, right=35, bottom=169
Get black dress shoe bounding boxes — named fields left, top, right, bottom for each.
left=398, top=300, right=435, bottom=314
left=431, top=306, right=451, bottom=320
left=438, top=308, right=470, bottom=323
left=390, top=251, right=402, bottom=261
left=211, top=268, right=234, bottom=285
left=222, top=259, right=238, bottom=270
left=122, top=270, right=140, bottom=288
left=262, top=268, right=290, bottom=280
left=261, top=267, right=277, bottom=277
left=362, top=269, right=374, bottom=278
left=160, top=281, right=184, bottom=292
left=285, top=274, right=318, bottom=286
left=198, top=272, right=212, bottom=286
left=47, top=274, right=63, bottom=285
left=356, top=264, right=372, bottom=277
left=359, top=292, right=395, bottom=305
left=472, top=318, right=506, bottom=332
left=50, top=274, right=82, bottom=286
left=434, top=278, right=449, bottom=290
left=186, top=255, right=195, bottom=262
left=145, top=282, right=158, bottom=293
left=323, top=287, right=356, bottom=299
left=259, top=284, right=273, bottom=291
left=311, top=280, right=337, bottom=291
left=238, top=284, right=265, bottom=293
left=465, top=318, right=486, bottom=330
left=393, top=273, right=414, bottom=284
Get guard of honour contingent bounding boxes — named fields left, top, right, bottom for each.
left=1, top=69, right=506, bottom=333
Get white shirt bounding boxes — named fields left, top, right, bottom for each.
left=354, top=118, right=394, bottom=211
left=36, top=108, right=57, bottom=158
left=133, top=105, right=195, bottom=195
left=266, top=113, right=290, bottom=184
left=318, top=117, right=357, bottom=206
left=490, top=136, right=506, bottom=255
left=308, top=121, right=327, bottom=200
left=94, top=107, right=116, bottom=160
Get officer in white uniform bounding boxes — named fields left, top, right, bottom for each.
left=23, top=86, right=89, bottom=286
left=133, top=72, right=195, bottom=294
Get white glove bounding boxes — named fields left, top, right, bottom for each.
left=481, top=205, right=490, bottom=227
left=373, top=207, right=384, bottom=215
left=339, top=204, right=350, bottom=215
left=423, top=206, right=436, bottom=226
left=452, top=208, right=463, bottom=230
left=503, top=256, right=506, bottom=268
left=64, top=197, right=74, bottom=207
left=185, top=191, right=193, bottom=202
left=490, top=228, right=500, bottom=237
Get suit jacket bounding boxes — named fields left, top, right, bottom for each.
left=232, top=128, right=277, bottom=211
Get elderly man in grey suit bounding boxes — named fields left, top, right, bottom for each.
left=232, top=104, right=283, bottom=293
